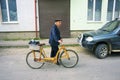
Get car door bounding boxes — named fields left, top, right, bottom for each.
left=111, top=28, right=120, bottom=51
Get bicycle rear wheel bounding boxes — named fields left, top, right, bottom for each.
left=59, top=49, right=79, bottom=68
left=26, top=50, right=45, bottom=69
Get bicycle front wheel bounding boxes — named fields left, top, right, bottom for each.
left=26, top=50, right=45, bottom=69
left=59, top=50, right=79, bottom=68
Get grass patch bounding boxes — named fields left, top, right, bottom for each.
left=0, top=46, right=29, bottom=48
left=1, top=38, right=33, bottom=41
left=63, top=44, right=79, bottom=47
left=0, top=37, right=46, bottom=41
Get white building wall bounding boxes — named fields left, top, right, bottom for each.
left=0, top=0, right=113, bottom=32
left=70, top=0, right=109, bottom=30
left=0, top=0, right=37, bottom=32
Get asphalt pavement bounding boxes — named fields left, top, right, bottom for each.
left=0, top=46, right=120, bottom=80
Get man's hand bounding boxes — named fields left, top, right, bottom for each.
left=58, top=39, right=63, bottom=44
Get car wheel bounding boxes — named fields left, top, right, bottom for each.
left=95, top=44, right=109, bottom=59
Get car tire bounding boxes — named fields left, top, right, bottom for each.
left=95, top=44, right=109, bottom=59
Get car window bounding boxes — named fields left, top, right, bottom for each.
left=101, top=21, right=119, bottom=32
left=118, top=22, right=120, bottom=27
left=118, top=30, right=120, bottom=34
left=118, top=25, right=120, bottom=34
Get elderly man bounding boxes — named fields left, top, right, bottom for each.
left=49, top=19, right=63, bottom=65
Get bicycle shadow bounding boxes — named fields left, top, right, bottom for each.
left=40, top=63, right=65, bottom=70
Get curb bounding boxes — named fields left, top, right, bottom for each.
left=0, top=44, right=79, bottom=48
left=0, top=38, right=78, bottom=48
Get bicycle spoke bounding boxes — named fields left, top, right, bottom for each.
left=26, top=50, right=45, bottom=69
left=59, top=50, right=79, bottom=68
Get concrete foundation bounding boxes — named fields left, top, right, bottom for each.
left=0, top=32, right=39, bottom=40
left=0, top=30, right=91, bottom=40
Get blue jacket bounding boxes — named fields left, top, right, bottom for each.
left=49, top=25, right=61, bottom=46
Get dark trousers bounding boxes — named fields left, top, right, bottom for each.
left=50, top=45, right=59, bottom=57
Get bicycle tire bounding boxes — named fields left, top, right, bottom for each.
left=26, top=50, right=45, bottom=69
left=59, top=49, right=79, bottom=68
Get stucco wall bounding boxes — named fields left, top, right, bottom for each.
left=0, top=0, right=111, bottom=32
left=70, top=0, right=109, bottom=30
left=0, top=0, right=37, bottom=32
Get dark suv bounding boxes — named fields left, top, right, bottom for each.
left=78, top=18, right=120, bottom=59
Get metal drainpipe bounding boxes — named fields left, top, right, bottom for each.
left=34, top=0, right=38, bottom=38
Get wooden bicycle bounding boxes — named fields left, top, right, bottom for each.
left=26, top=43, right=79, bottom=69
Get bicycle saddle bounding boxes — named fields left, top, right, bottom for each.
left=38, top=43, right=46, bottom=46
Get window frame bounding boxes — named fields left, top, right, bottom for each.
left=87, top=0, right=102, bottom=22
left=0, top=0, right=18, bottom=23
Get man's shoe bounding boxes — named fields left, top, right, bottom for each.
left=56, top=62, right=60, bottom=65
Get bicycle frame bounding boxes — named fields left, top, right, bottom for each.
left=32, top=45, right=69, bottom=64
